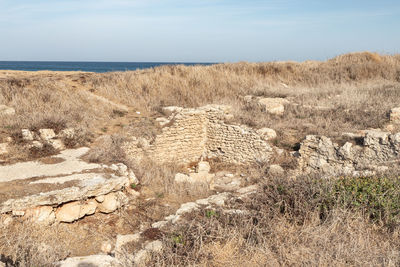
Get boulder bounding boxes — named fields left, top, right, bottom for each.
left=0, top=104, right=15, bottom=116
left=256, top=128, right=277, bottom=140
left=390, top=107, right=400, bottom=123
left=39, top=129, right=56, bottom=140
left=55, top=201, right=81, bottom=223
left=258, top=98, right=289, bottom=115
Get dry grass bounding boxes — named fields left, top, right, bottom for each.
left=1, top=52, right=400, bottom=152
left=0, top=222, right=71, bottom=267
left=152, top=176, right=400, bottom=266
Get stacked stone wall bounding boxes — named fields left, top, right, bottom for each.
left=124, top=105, right=272, bottom=164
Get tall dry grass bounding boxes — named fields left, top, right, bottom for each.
left=1, top=52, right=400, bottom=151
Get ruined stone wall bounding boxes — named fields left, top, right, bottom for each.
left=124, top=105, right=272, bottom=164
left=148, top=110, right=208, bottom=163
left=297, top=130, right=400, bottom=177
left=206, top=121, right=271, bottom=163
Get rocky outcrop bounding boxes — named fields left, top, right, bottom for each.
left=0, top=147, right=134, bottom=223
left=297, top=130, right=400, bottom=177
left=124, top=105, right=272, bottom=164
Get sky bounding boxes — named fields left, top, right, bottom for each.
left=0, top=0, right=399, bottom=62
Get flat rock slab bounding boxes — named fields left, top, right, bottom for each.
left=0, top=147, right=129, bottom=213
left=56, top=255, right=120, bottom=267
left=0, top=147, right=99, bottom=182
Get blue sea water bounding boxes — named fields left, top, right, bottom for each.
left=0, top=61, right=214, bottom=73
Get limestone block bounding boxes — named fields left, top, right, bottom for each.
left=21, top=129, right=35, bottom=141
left=56, top=201, right=81, bottom=223
left=39, top=129, right=56, bottom=140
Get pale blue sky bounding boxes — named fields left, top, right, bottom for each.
left=0, top=0, right=399, bottom=62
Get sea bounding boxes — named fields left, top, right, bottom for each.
left=0, top=61, right=214, bottom=73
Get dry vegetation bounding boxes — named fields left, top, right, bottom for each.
left=1, top=52, right=400, bottom=152
left=153, top=176, right=400, bottom=266
left=1, top=52, right=400, bottom=266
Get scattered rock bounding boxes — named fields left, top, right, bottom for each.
left=268, top=164, right=285, bottom=176
left=39, top=129, right=56, bottom=141
left=0, top=104, right=15, bottom=116
left=257, top=128, right=277, bottom=140
left=30, top=140, right=44, bottom=149
left=258, top=98, right=289, bottom=115
left=55, top=201, right=81, bottom=223
left=21, top=129, right=35, bottom=141
left=390, top=107, right=400, bottom=123
left=47, top=139, right=65, bottom=150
